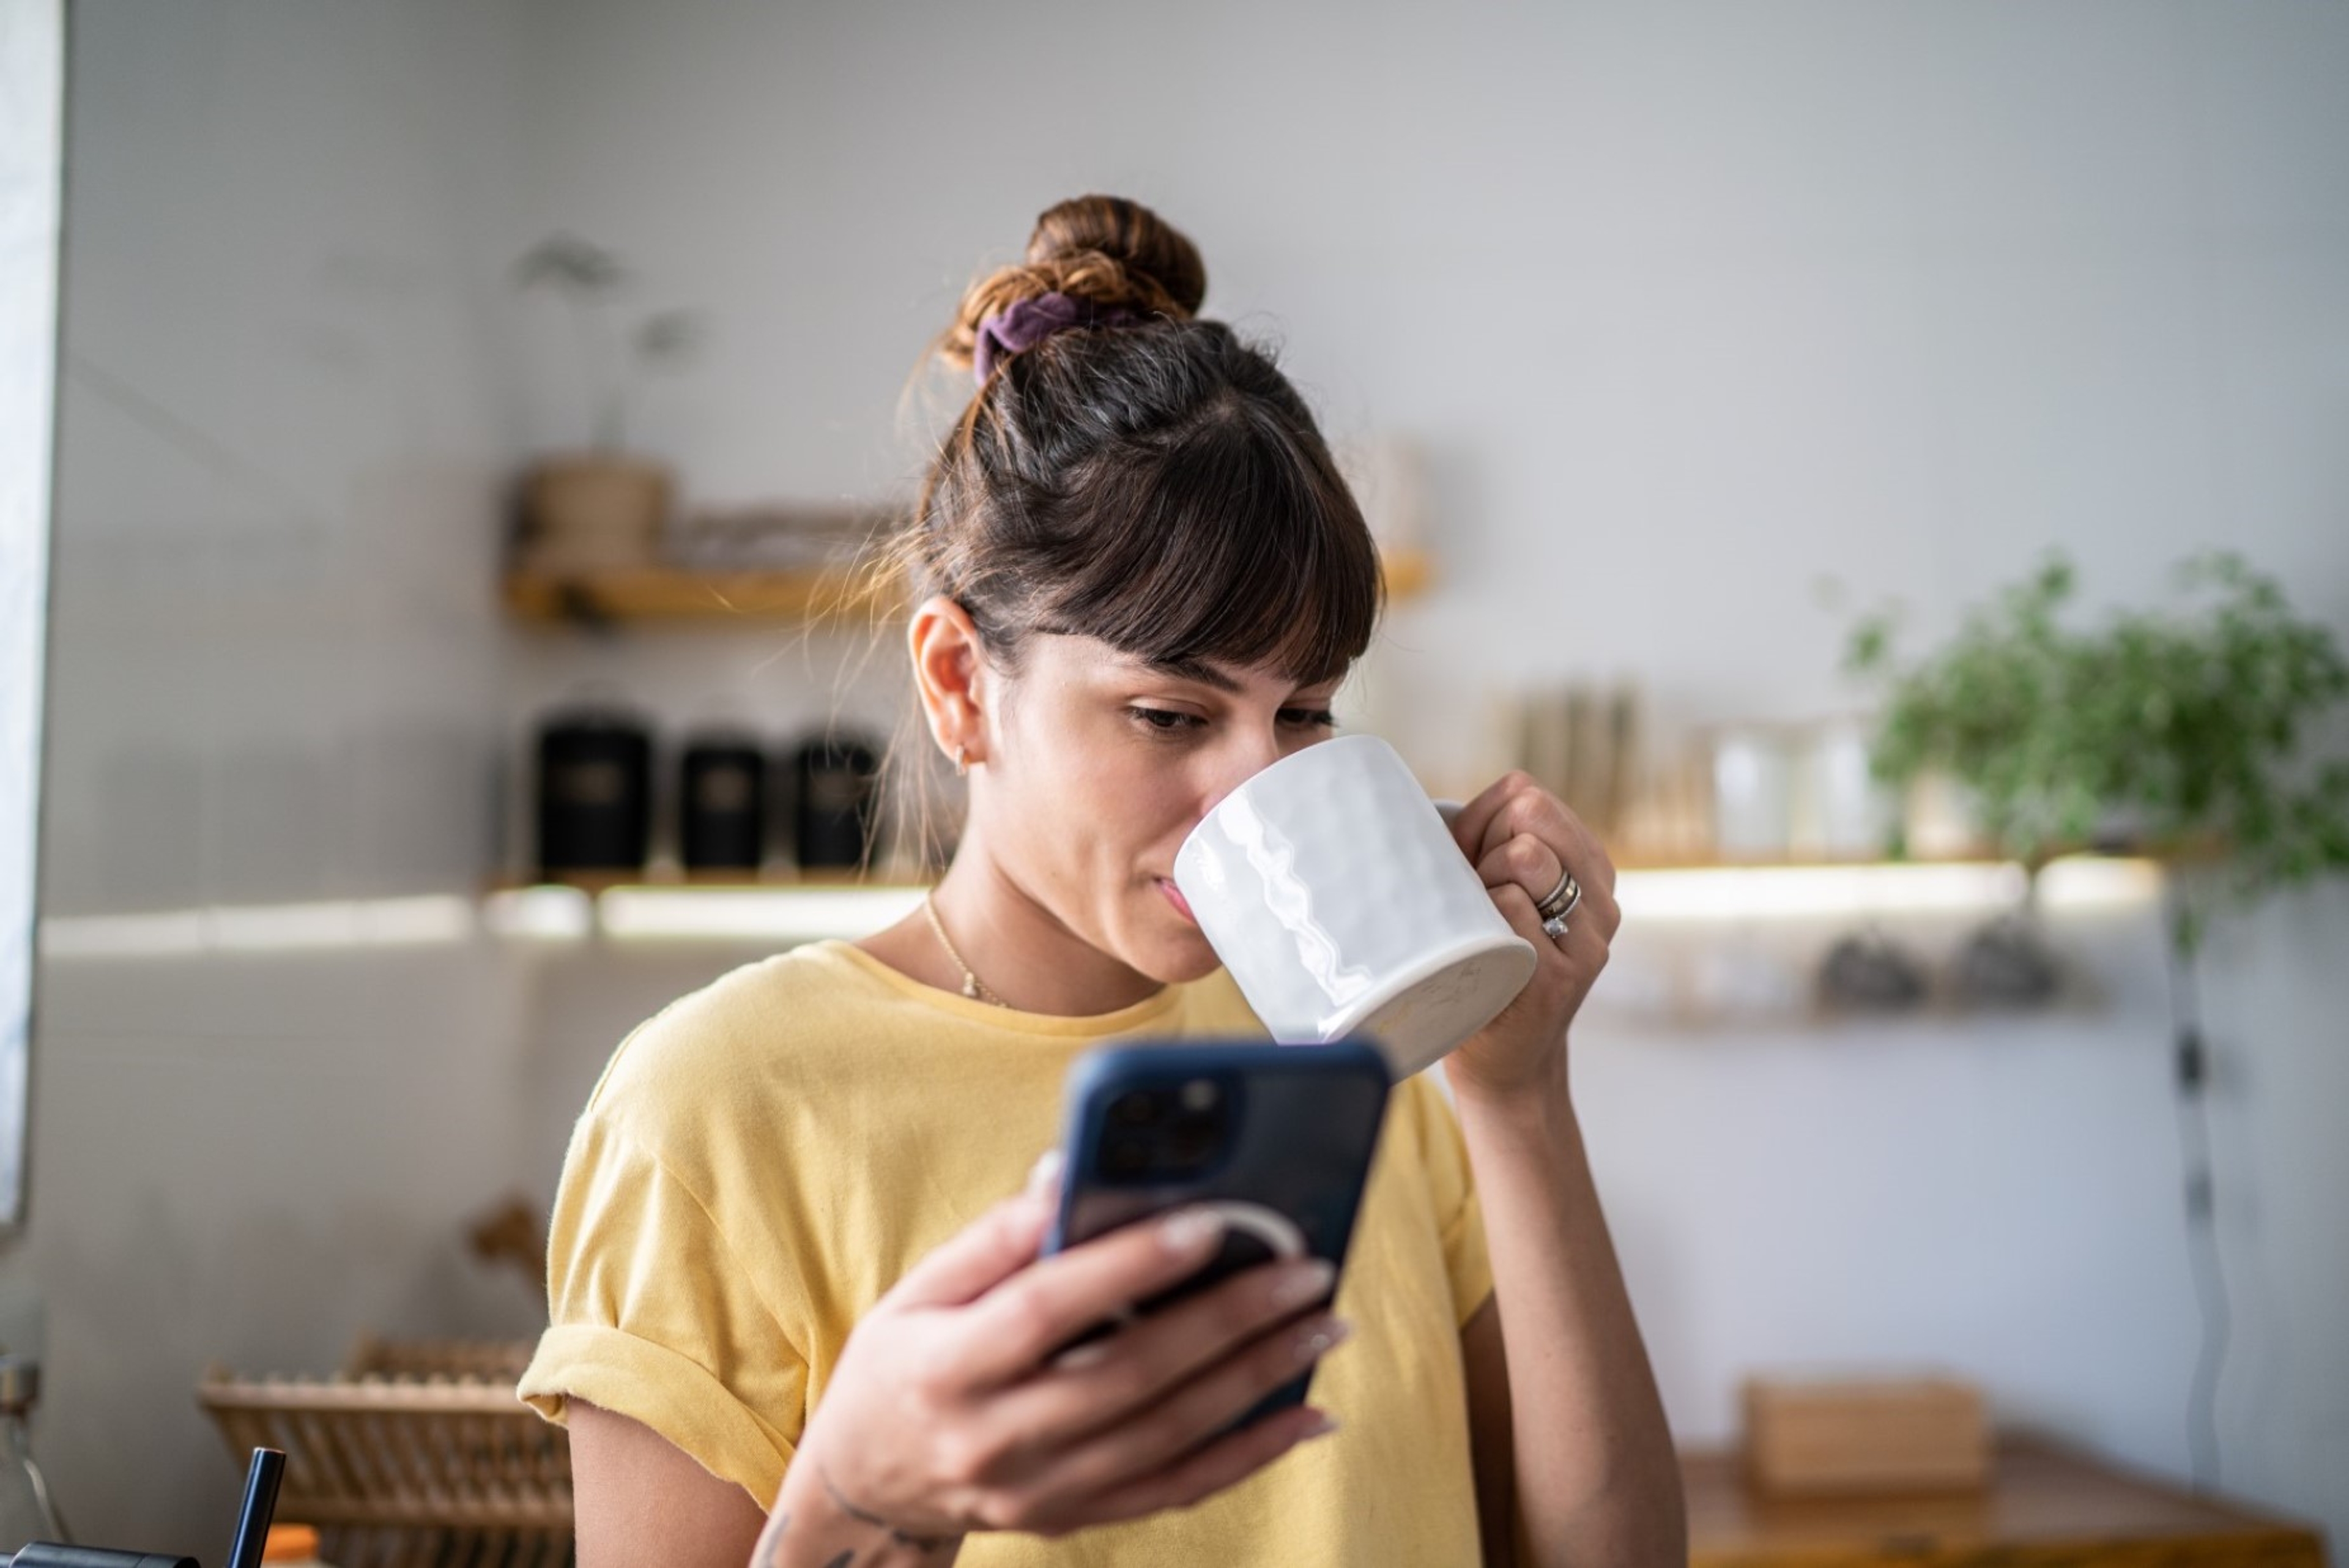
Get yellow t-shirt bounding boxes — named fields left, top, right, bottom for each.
left=519, top=938, right=1495, bottom=1566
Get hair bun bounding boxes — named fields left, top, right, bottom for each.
left=942, top=195, right=1206, bottom=374
left=1025, top=195, right=1206, bottom=317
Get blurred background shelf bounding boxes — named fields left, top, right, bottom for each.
left=479, top=852, right=2165, bottom=944
left=502, top=546, right=1436, bottom=626
left=502, top=562, right=872, bottom=624
left=31, top=853, right=2174, bottom=960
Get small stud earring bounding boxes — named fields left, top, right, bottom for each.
left=952, top=744, right=969, bottom=777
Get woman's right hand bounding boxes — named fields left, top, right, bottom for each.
left=771, top=1157, right=1346, bottom=1550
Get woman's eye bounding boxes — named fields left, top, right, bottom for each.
left=1128, top=706, right=1205, bottom=733
left=1279, top=708, right=1339, bottom=729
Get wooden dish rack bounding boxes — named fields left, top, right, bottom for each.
left=197, top=1336, right=571, bottom=1568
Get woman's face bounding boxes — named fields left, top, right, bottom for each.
left=973, top=632, right=1345, bottom=984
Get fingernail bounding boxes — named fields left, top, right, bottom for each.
left=1159, top=1206, right=1224, bottom=1254
left=1293, top=1316, right=1350, bottom=1363
left=1050, top=1339, right=1113, bottom=1373
left=1025, top=1148, right=1064, bottom=1196
left=1271, top=1258, right=1336, bottom=1311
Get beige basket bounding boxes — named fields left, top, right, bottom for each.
left=198, top=1336, right=571, bottom=1568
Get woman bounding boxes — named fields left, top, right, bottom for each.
left=520, top=195, right=1683, bottom=1566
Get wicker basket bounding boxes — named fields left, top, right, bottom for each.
left=197, top=1336, right=571, bottom=1568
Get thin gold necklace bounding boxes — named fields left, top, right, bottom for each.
left=922, top=890, right=1008, bottom=1006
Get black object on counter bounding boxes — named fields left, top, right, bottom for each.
left=680, top=734, right=768, bottom=871
left=223, top=1449, right=284, bottom=1568
left=792, top=734, right=881, bottom=871
left=3, top=1548, right=198, bottom=1567
left=0, top=1447, right=278, bottom=1567
left=535, top=707, right=653, bottom=874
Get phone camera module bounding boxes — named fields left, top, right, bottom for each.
left=1097, top=1077, right=1234, bottom=1183
left=1166, top=1118, right=1217, bottom=1169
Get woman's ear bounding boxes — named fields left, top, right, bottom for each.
left=908, top=595, right=990, bottom=771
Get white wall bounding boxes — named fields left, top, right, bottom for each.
left=502, top=0, right=2349, bottom=1540
left=2, top=0, right=542, bottom=1549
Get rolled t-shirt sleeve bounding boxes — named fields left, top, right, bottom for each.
left=518, top=1107, right=809, bottom=1507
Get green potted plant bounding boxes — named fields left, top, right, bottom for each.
left=1844, top=551, right=2349, bottom=954
left=514, top=234, right=700, bottom=573
left=1846, top=550, right=2347, bottom=1485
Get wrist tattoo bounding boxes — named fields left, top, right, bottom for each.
left=818, top=1457, right=956, bottom=1553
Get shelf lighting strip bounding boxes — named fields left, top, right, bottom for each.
left=39, top=859, right=2162, bottom=959
left=480, top=856, right=2162, bottom=940
left=1617, top=855, right=2159, bottom=921
left=40, top=894, right=477, bottom=958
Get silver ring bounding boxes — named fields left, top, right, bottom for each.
left=1542, top=912, right=1572, bottom=943
left=1536, top=869, right=1583, bottom=924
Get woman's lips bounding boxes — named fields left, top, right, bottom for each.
left=1157, top=877, right=1197, bottom=924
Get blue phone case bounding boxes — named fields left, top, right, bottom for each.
left=1044, top=1039, right=1392, bottom=1428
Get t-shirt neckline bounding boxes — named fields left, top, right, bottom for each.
left=812, top=939, right=1191, bottom=1038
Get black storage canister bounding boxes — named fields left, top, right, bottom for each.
left=680, top=732, right=768, bottom=872
left=792, top=733, right=881, bottom=871
left=535, top=707, right=653, bottom=874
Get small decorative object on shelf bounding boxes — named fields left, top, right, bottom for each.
left=1952, top=913, right=2061, bottom=1007
left=679, top=730, right=768, bottom=872
left=1816, top=927, right=1929, bottom=1013
left=1787, top=718, right=1896, bottom=858
left=513, top=234, right=700, bottom=574
left=1709, top=724, right=1793, bottom=860
left=534, top=704, right=653, bottom=875
left=1491, top=680, right=1642, bottom=842
left=793, top=733, right=883, bottom=871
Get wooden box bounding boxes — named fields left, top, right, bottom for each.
left=1741, top=1375, right=1989, bottom=1498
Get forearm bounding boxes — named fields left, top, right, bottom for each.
left=1449, top=1051, right=1685, bottom=1567
left=756, top=1450, right=965, bottom=1568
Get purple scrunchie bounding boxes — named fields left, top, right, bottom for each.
left=972, top=291, right=1143, bottom=384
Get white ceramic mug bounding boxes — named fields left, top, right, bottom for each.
left=1174, top=734, right=1538, bottom=1078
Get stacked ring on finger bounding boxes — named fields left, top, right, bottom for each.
left=1536, top=868, right=1583, bottom=942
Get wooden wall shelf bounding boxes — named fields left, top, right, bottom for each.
left=501, top=563, right=872, bottom=625
left=501, top=548, right=1436, bottom=627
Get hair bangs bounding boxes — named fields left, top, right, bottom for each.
left=1038, top=399, right=1382, bottom=685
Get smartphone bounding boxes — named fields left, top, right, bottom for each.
left=1042, top=1039, right=1392, bottom=1427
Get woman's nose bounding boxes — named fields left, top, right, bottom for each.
left=1195, top=729, right=1288, bottom=819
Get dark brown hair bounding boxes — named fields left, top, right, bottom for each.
left=900, top=195, right=1382, bottom=685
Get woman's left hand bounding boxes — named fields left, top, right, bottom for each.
left=1443, top=770, right=1621, bottom=1101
